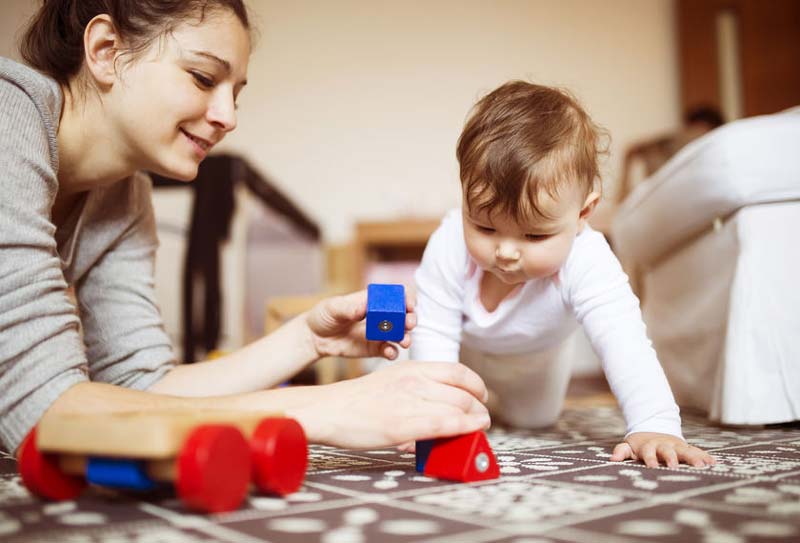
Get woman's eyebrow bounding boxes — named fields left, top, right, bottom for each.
left=188, top=50, right=229, bottom=71
left=187, top=50, right=248, bottom=86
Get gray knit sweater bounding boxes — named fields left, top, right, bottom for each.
left=0, top=57, right=176, bottom=453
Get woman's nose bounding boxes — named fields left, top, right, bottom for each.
left=207, top=91, right=237, bottom=132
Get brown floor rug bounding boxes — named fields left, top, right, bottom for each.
left=2, top=406, right=799, bottom=542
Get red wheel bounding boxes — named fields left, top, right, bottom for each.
left=17, top=427, right=86, bottom=501
left=176, top=425, right=251, bottom=513
left=251, top=417, right=307, bottom=496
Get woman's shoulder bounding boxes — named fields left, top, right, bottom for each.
left=0, top=57, right=61, bottom=121
left=0, top=58, right=63, bottom=201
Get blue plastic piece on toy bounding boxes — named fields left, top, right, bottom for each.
left=86, top=457, right=157, bottom=490
left=415, top=439, right=435, bottom=472
left=366, top=283, right=406, bottom=342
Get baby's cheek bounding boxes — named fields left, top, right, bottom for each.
left=465, top=238, right=492, bottom=267
left=524, top=248, right=567, bottom=277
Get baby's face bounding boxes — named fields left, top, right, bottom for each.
left=462, top=185, right=594, bottom=285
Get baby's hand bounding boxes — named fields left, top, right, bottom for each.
left=610, top=432, right=716, bottom=468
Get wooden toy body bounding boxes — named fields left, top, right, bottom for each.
left=36, top=409, right=269, bottom=459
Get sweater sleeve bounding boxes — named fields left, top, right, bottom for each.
left=76, top=174, right=176, bottom=390
left=0, top=75, right=88, bottom=453
left=410, top=210, right=466, bottom=363
left=563, top=231, right=683, bottom=438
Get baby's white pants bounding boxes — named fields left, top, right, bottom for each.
left=460, top=341, right=574, bottom=429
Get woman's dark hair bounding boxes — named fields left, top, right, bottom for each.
left=20, top=0, right=250, bottom=88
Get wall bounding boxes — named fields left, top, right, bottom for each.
left=223, top=0, right=680, bottom=241
left=0, top=0, right=680, bottom=241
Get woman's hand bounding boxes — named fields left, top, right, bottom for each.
left=610, top=432, right=716, bottom=468
left=287, top=361, right=490, bottom=449
left=306, top=289, right=416, bottom=360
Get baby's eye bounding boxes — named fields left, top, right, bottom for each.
left=525, top=233, right=551, bottom=241
left=191, top=71, right=215, bottom=88
left=476, top=225, right=495, bottom=234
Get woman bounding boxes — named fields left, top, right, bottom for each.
left=0, top=0, right=489, bottom=455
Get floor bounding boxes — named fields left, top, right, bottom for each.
left=2, top=380, right=799, bottom=542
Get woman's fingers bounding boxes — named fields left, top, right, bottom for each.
left=381, top=343, right=399, bottom=360
left=412, top=361, right=489, bottom=403
left=405, top=311, right=417, bottom=330
left=409, top=377, right=489, bottom=416
left=397, top=441, right=415, bottom=453
left=405, top=290, right=417, bottom=313
left=397, top=332, right=412, bottom=349
left=403, top=410, right=491, bottom=442
left=329, top=290, right=368, bottom=322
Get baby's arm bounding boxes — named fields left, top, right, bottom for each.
left=410, top=210, right=467, bottom=363
left=566, top=232, right=714, bottom=467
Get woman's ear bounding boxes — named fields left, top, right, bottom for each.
left=83, top=14, right=122, bottom=88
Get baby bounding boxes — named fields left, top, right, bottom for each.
left=411, top=81, right=714, bottom=468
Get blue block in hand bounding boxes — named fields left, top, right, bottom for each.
left=366, top=283, right=406, bottom=342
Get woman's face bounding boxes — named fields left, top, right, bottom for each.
left=109, top=9, right=250, bottom=181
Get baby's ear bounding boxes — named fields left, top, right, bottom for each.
left=579, top=191, right=601, bottom=223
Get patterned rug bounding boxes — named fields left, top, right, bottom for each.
left=1, top=406, right=799, bottom=542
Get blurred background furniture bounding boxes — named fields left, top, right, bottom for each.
left=264, top=294, right=352, bottom=384
left=612, top=108, right=800, bottom=425
left=351, top=219, right=441, bottom=290
left=151, top=155, right=323, bottom=364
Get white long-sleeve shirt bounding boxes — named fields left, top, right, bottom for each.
left=411, top=209, right=682, bottom=438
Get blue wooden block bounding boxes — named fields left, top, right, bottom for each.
left=415, top=439, right=435, bottom=472
left=86, top=457, right=157, bottom=490
left=366, top=283, right=405, bottom=342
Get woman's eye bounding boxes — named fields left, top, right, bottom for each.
left=191, top=72, right=215, bottom=88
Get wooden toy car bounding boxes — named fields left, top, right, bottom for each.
left=17, top=409, right=308, bottom=513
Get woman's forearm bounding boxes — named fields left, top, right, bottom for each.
left=40, top=361, right=491, bottom=451
left=149, top=313, right=318, bottom=396
left=46, top=380, right=332, bottom=443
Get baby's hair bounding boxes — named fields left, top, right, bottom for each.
left=457, top=80, right=608, bottom=222
left=20, top=0, right=250, bottom=89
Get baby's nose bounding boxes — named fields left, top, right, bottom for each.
left=495, top=242, right=521, bottom=261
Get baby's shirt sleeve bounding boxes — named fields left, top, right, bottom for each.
left=410, top=210, right=467, bottom=363
left=563, top=231, right=683, bottom=438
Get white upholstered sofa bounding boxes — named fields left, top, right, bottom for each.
left=612, top=108, right=800, bottom=425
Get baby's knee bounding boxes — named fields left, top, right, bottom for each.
left=492, top=400, right=562, bottom=429
left=500, top=410, right=560, bottom=430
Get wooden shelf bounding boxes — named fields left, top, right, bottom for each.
left=351, top=218, right=441, bottom=288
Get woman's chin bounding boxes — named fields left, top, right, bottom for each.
left=153, top=161, right=199, bottom=182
